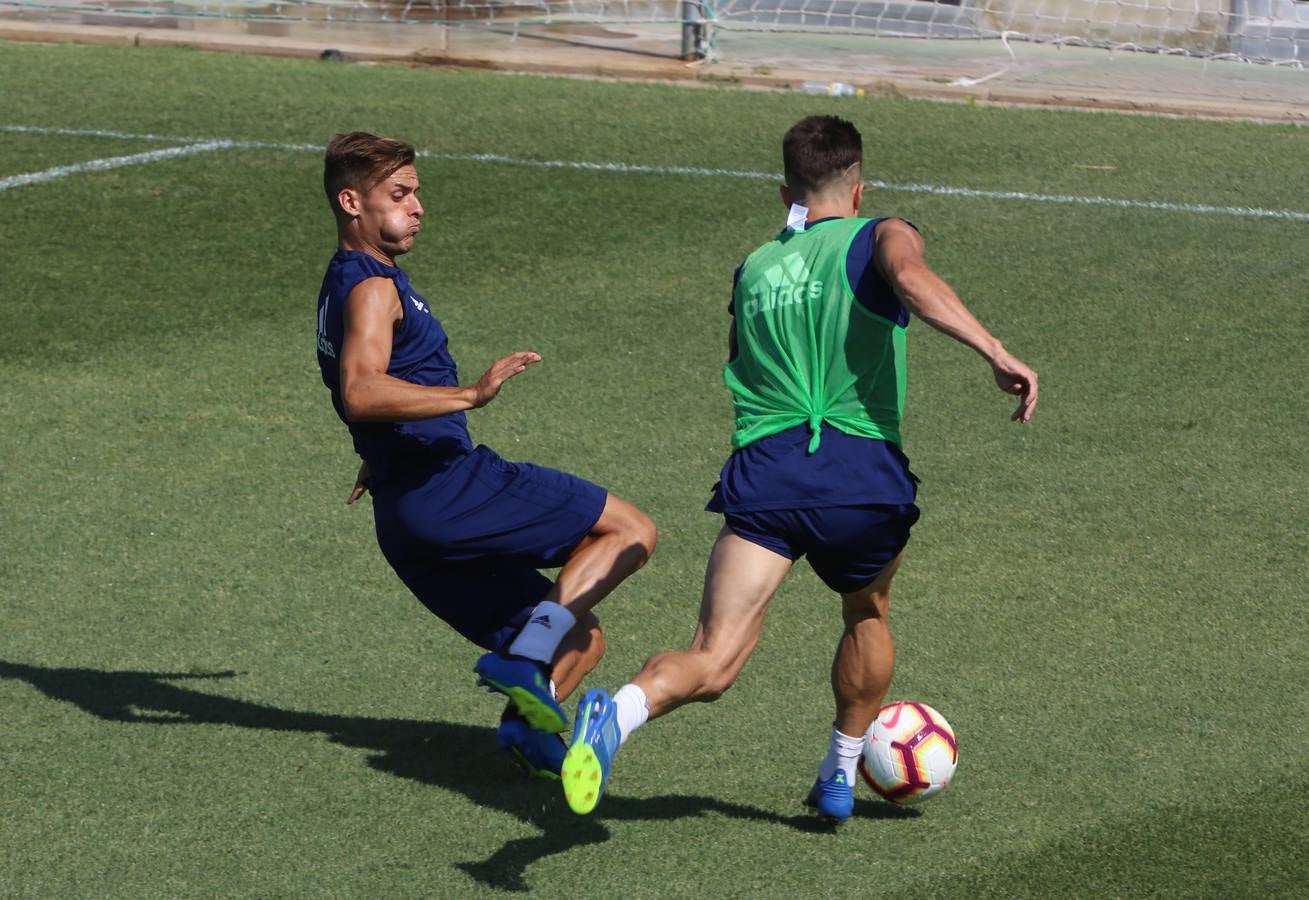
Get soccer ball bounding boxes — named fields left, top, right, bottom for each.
left=859, top=701, right=958, bottom=804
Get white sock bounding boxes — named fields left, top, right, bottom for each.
left=613, top=683, right=649, bottom=746
left=506, top=601, right=576, bottom=666
left=817, top=726, right=864, bottom=784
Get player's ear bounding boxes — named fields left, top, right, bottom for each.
left=852, top=180, right=864, bottom=213
left=337, top=187, right=363, bottom=218
left=780, top=183, right=792, bottom=207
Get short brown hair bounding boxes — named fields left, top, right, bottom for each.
left=782, top=116, right=862, bottom=197
left=323, top=131, right=416, bottom=218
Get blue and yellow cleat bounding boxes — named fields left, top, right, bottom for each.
left=805, top=770, right=855, bottom=824
left=474, top=652, right=568, bottom=734
left=561, top=688, right=621, bottom=815
left=498, top=717, right=566, bottom=780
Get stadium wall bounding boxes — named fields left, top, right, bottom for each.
left=975, top=0, right=1229, bottom=53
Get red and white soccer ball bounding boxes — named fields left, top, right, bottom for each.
left=859, top=701, right=958, bottom=805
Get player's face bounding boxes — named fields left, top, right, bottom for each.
left=357, top=165, right=424, bottom=257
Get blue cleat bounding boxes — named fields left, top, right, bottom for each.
left=805, top=770, right=855, bottom=824
left=474, top=652, right=568, bottom=733
left=561, top=688, right=621, bottom=815
left=497, top=717, right=566, bottom=780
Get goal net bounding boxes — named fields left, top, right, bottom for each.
left=2, top=0, right=1306, bottom=67
left=707, top=0, right=1309, bottom=64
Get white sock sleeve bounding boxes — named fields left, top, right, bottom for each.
left=613, top=683, right=650, bottom=746
left=817, top=726, right=865, bottom=782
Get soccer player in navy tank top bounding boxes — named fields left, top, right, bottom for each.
left=314, top=132, right=657, bottom=780
left=563, top=117, right=1039, bottom=821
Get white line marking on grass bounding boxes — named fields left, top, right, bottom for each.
left=418, top=154, right=1309, bottom=222
left=1, top=124, right=207, bottom=144
left=862, top=179, right=1309, bottom=222
left=0, top=141, right=234, bottom=193
left=420, top=149, right=778, bottom=183
left=4, top=124, right=1308, bottom=222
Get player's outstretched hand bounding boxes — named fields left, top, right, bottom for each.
left=346, top=460, right=371, bottom=505
left=990, top=349, right=1039, bottom=423
left=472, top=351, right=542, bottom=408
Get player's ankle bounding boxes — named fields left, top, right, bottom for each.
left=817, top=725, right=864, bottom=783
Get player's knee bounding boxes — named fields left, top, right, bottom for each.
left=564, top=610, right=604, bottom=662
left=578, top=612, right=605, bottom=666
left=622, top=509, right=658, bottom=568
left=637, top=514, right=658, bottom=562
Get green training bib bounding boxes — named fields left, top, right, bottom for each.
left=726, top=217, right=906, bottom=453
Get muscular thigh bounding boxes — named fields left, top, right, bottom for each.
left=690, top=526, right=793, bottom=672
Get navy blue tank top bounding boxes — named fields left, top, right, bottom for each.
left=315, top=250, right=473, bottom=482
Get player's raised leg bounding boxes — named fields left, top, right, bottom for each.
left=633, top=528, right=791, bottom=717
left=805, top=550, right=904, bottom=822
left=476, top=494, right=656, bottom=733
left=561, top=526, right=791, bottom=814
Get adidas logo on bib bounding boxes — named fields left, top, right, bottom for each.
left=743, top=252, right=822, bottom=317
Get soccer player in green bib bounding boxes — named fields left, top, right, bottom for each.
left=563, top=115, right=1039, bottom=822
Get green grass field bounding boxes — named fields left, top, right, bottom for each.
left=1, top=40, right=1307, bottom=898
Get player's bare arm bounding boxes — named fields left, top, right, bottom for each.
left=875, top=218, right=1039, bottom=423
left=339, top=276, right=541, bottom=422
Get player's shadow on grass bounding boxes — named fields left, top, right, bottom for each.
left=0, top=659, right=917, bottom=892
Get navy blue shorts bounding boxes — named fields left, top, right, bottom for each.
left=723, top=503, right=919, bottom=594
left=372, top=445, right=608, bottom=649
